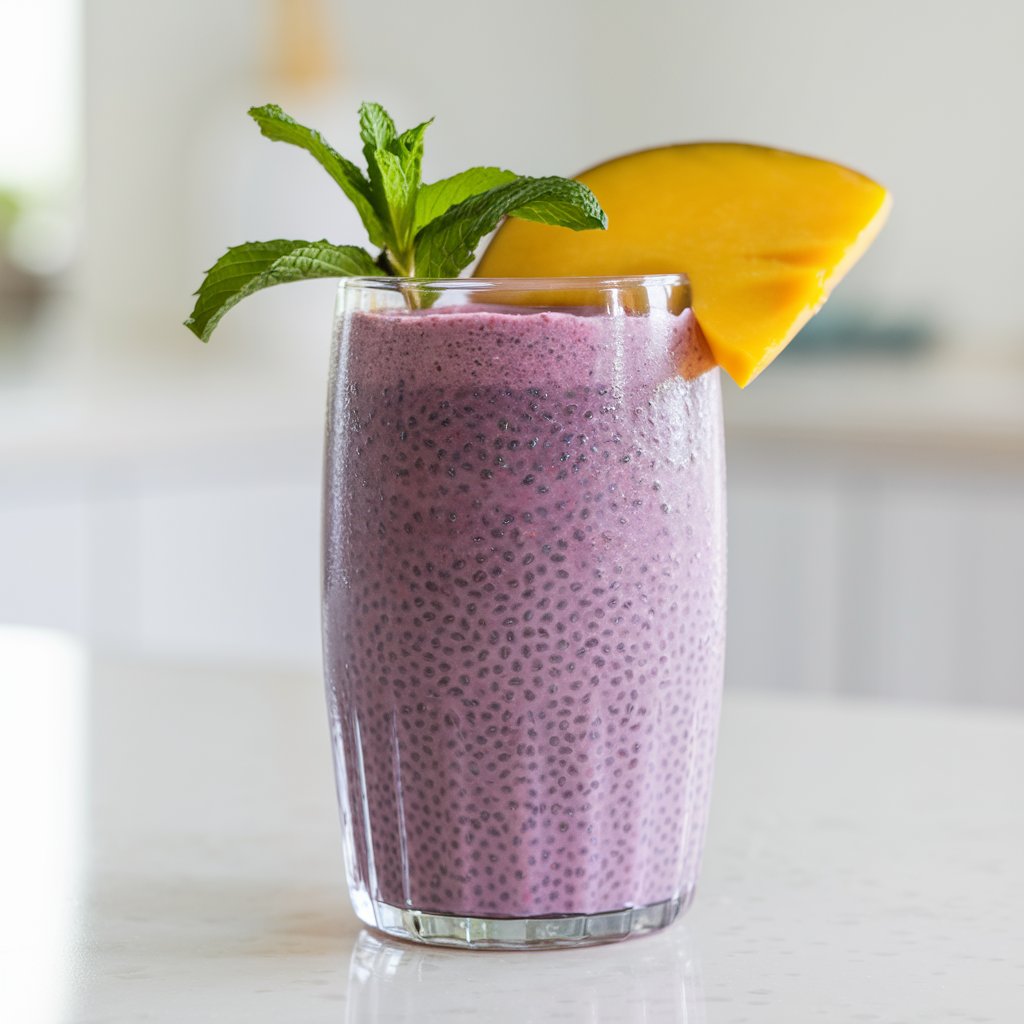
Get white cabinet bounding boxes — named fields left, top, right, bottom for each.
left=0, top=490, right=91, bottom=636
left=2, top=358, right=1022, bottom=705
left=725, top=440, right=1024, bottom=705
left=0, top=433, right=323, bottom=668
left=132, top=477, right=321, bottom=664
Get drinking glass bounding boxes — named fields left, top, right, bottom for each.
left=322, top=276, right=726, bottom=949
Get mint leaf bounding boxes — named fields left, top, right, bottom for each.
left=395, top=119, right=432, bottom=192
left=374, top=149, right=414, bottom=249
left=413, top=176, right=607, bottom=278
left=358, top=101, right=396, bottom=153
left=184, top=240, right=382, bottom=342
left=248, top=105, right=386, bottom=249
left=414, top=167, right=518, bottom=232
left=358, top=105, right=434, bottom=269
left=358, top=102, right=398, bottom=239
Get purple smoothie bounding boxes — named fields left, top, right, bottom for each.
left=323, top=300, right=725, bottom=920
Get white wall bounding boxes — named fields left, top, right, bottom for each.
left=81, top=0, right=1024, bottom=366
left=6, top=0, right=1019, bottom=703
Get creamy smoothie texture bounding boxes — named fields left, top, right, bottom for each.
left=323, top=303, right=726, bottom=918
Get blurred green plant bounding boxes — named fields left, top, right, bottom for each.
left=0, top=187, right=49, bottom=327
left=0, top=189, right=24, bottom=238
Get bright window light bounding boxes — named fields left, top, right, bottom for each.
left=0, top=626, right=86, bottom=1024
left=0, top=0, right=80, bottom=196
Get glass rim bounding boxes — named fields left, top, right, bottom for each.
left=339, top=273, right=689, bottom=293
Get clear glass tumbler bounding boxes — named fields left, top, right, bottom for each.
left=322, top=276, right=726, bottom=949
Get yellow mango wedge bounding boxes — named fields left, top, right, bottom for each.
left=475, top=143, right=891, bottom=386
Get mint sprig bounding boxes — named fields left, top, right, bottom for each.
left=413, top=167, right=518, bottom=232
left=248, top=104, right=385, bottom=248
left=414, top=176, right=606, bottom=279
left=185, top=102, right=607, bottom=341
left=184, top=241, right=383, bottom=343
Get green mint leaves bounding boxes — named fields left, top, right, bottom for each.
left=357, top=102, right=434, bottom=271
left=248, top=105, right=386, bottom=248
left=185, top=102, right=607, bottom=341
left=184, top=241, right=383, bottom=343
left=413, top=167, right=517, bottom=232
left=414, top=175, right=607, bottom=279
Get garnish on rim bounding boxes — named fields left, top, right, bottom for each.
left=184, top=102, right=607, bottom=342
left=476, top=143, right=891, bottom=387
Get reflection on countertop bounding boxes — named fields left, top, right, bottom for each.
left=346, top=929, right=702, bottom=1022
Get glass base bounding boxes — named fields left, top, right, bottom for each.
left=358, top=892, right=691, bottom=950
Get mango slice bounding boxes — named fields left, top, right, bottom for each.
left=475, top=143, right=891, bottom=386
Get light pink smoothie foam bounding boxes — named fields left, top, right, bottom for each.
left=324, top=304, right=725, bottom=918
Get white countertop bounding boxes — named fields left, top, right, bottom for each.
left=2, top=626, right=1023, bottom=1022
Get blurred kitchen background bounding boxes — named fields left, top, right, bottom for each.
left=1, top=0, right=1021, bottom=705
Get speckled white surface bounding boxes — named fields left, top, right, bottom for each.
left=3, top=633, right=1022, bottom=1023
